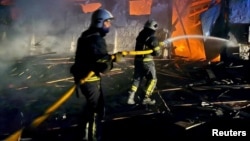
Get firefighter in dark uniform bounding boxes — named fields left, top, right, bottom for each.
left=70, top=8, right=122, bottom=141
left=127, top=19, right=161, bottom=105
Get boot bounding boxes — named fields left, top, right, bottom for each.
left=82, top=113, right=97, bottom=141
left=82, top=122, right=90, bottom=141
left=95, top=113, right=103, bottom=141
left=83, top=120, right=96, bottom=141
left=127, top=91, right=135, bottom=105
left=142, top=97, right=156, bottom=105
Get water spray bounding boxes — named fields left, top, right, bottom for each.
left=162, top=35, right=238, bottom=47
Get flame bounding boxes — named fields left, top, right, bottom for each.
left=175, top=44, right=185, bottom=52
left=211, top=55, right=220, bottom=62
left=171, top=0, right=220, bottom=62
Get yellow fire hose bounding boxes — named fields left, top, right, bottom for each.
left=121, top=50, right=153, bottom=56
left=31, top=71, right=95, bottom=127
left=4, top=49, right=153, bottom=141
left=5, top=71, right=95, bottom=141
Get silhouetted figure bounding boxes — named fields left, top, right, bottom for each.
left=70, top=8, right=122, bottom=141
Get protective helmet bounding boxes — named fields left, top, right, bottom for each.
left=91, top=9, right=114, bottom=28
left=144, top=19, right=158, bottom=31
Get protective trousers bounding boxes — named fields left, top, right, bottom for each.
left=78, top=80, right=104, bottom=141
left=130, top=60, right=157, bottom=98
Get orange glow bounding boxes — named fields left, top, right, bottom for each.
left=129, top=0, right=152, bottom=15
left=0, top=0, right=13, bottom=5
left=175, top=44, right=185, bottom=52
left=80, top=3, right=102, bottom=13
left=211, top=55, right=220, bottom=62
left=171, top=0, right=220, bottom=62
left=215, top=0, right=221, bottom=4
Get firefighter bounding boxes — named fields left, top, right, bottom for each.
left=127, top=19, right=161, bottom=105
left=70, top=8, right=122, bottom=141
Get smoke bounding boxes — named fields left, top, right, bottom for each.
left=7, top=0, right=85, bottom=53
left=0, top=0, right=87, bottom=74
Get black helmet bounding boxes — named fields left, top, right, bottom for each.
left=144, top=19, right=158, bottom=31
left=90, top=9, right=114, bottom=28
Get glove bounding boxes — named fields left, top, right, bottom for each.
left=159, top=41, right=165, bottom=47
left=113, top=52, right=124, bottom=62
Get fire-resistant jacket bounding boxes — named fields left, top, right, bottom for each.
left=134, top=28, right=161, bottom=62
left=70, top=28, right=113, bottom=84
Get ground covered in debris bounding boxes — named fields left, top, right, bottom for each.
left=1, top=53, right=250, bottom=140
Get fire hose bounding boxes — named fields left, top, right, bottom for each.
left=4, top=49, right=154, bottom=141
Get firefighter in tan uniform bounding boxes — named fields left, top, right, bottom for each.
left=127, top=19, right=161, bottom=105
